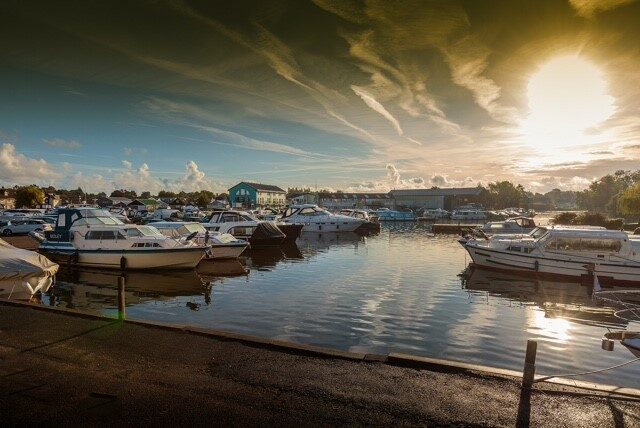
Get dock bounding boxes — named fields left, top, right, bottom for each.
left=0, top=300, right=638, bottom=426
left=432, top=223, right=482, bottom=234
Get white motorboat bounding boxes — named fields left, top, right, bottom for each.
left=0, top=238, right=58, bottom=300
left=451, top=209, right=487, bottom=221
left=478, top=217, right=536, bottom=236
left=419, top=208, right=450, bottom=220
left=151, top=221, right=248, bottom=259
left=338, top=209, right=380, bottom=232
left=460, top=227, right=640, bottom=286
left=202, top=210, right=286, bottom=246
left=280, top=204, right=366, bottom=232
left=37, top=208, right=206, bottom=270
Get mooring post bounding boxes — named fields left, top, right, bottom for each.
left=118, top=276, right=126, bottom=321
left=521, top=340, right=537, bottom=389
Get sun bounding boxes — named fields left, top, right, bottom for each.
left=522, top=55, right=615, bottom=151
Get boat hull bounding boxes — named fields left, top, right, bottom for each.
left=295, top=221, right=365, bottom=233
left=39, top=246, right=205, bottom=270
left=464, top=243, right=640, bottom=286
left=208, top=243, right=248, bottom=259
left=276, top=223, right=303, bottom=241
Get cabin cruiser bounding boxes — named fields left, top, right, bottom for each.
left=0, top=238, right=58, bottom=300
left=451, top=209, right=487, bottom=221
left=460, top=227, right=640, bottom=286
left=477, top=217, right=536, bottom=236
left=279, top=204, right=367, bottom=232
left=36, top=208, right=206, bottom=270
left=338, top=209, right=380, bottom=232
left=151, top=221, right=249, bottom=259
left=202, top=210, right=286, bottom=247
left=419, top=208, right=450, bottom=220
left=375, top=208, right=417, bottom=221
left=107, top=206, right=130, bottom=223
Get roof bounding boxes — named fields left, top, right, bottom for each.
left=231, top=182, right=286, bottom=193
left=318, top=192, right=391, bottom=199
left=128, top=198, right=161, bottom=206
left=390, top=187, right=483, bottom=197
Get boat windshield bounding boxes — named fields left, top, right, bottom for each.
left=529, top=227, right=548, bottom=239
left=126, top=226, right=164, bottom=237
left=179, top=223, right=207, bottom=234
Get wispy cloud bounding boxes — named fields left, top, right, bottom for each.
left=568, top=0, right=637, bottom=17
left=351, top=86, right=403, bottom=136
left=42, top=138, right=82, bottom=149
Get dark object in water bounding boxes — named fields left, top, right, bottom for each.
left=249, top=222, right=286, bottom=247
left=277, top=223, right=303, bottom=241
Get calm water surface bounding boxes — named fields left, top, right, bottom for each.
left=33, top=223, right=640, bottom=387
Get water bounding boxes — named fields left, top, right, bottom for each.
left=26, top=223, right=640, bottom=387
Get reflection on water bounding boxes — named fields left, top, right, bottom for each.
left=21, top=224, right=640, bottom=387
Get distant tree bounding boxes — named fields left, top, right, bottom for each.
left=158, top=190, right=176, bottom=198
left=618, top=183, right=640, bottom=219
left=110, top=189, right=137, bottom=199
left=15, top=186, right=45, bottom=208
left=97, top=192, right=107, bottom=198
left=576, top=170, right=640, bottom=215
left=195, top=191, right=214, bottom=207
left=140, top=191, right=151, bottom=199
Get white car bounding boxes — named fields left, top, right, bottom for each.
left=1, top=219, right=52, bottom=235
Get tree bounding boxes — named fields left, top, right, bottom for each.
left=15, top=186, right=45, bottom=208
left=195, top=191, right=214, bottom=207
left=110, top=189, right=137, bottom=199
left=158, top=190, right=176, bottom=198
left=140, top=191, right=151, bottom=199
left=618, top=183, right=640, bottom=219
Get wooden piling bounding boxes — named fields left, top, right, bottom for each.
left=118, top=276, right=125, bottom=321
left=521, top=340, right=537, bottom=389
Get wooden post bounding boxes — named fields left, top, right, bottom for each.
left=521, top=340, right=537, bottom=389
left=118, top=276, right=125, bottom=321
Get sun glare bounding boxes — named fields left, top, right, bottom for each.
left=522, top=55, right=615, bottom=151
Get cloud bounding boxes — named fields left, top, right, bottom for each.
left=121, top=160, right=132, bottom=169
left=352, top=86, right=403, bottom=136
left=0, top=143, right=60, bottom=185
left=568, top=0, right=636, bottom=17
left=42, top=138, right=82, bottom=149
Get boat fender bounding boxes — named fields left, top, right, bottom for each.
left=120, top=256, right=127, bottom=271
left=186, top=231, right=198, bottom=241
left=534, top=260, right=539, bottom=272
left=205, top=231, right=210, bottom=244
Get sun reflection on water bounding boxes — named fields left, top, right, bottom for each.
left=529, top=310, right=572, bottom=343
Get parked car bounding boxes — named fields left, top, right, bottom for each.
left=0, top=219, right=53, bottom=235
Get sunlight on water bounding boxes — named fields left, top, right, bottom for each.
left=29, top=223, right=640, bottom=389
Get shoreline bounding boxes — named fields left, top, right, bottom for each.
left=1, top=298, right=639, bottom=425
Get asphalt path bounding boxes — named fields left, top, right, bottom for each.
left=0, top=304, right=638, bottom=426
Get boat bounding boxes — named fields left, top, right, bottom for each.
left=418, top=208, right=450, bottom=220
left=279, top=204, right=367, bottom=232
left=151, top=221, right=249, bottom=259
left=37, top=208, right=206, bottom=270
left=338, top=209, right=381, bottom=232
left=477, top=217, right=537, bottom=236
left=375, top=208, right=416, bottom=221
left=460, top=227, right=640, bottom=286
left=0, top=238, right=58, bottom=300
left=202, top=210, right=286, bottom=247
left=451, top=209, right=487, bottom=221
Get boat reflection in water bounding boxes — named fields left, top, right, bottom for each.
left=49, top=260, right=251, bottom=313
left=460, top=267, right=628, bottom=328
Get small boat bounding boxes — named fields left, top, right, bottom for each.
left=0, top=238, right=58, bottom=300
left=419, top=208, right=450, bottom=220
left=279, top=204, right=367, bottom=232
left=202, top=210, right=286, bottom=247
left=375, top=208, right=416, bottom=221
left=37, top=208, right=206, bottom=270
left=451, top=209, right=487, bottom=221
left=477, top=217, right=536, bottom=236
left=338, top=209, right=380, bottom=232
left=151, top=221, right=248, bottom=260
left=460, top=227, right=640, bottom=286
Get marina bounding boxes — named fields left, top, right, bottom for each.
left=6, top=221, right=639, bottom=389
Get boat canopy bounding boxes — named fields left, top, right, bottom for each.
left=0, top=239, right=58, bottom=283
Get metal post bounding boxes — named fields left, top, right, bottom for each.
left=521, top=340, right=537, bottom=389
left=118, top=276, right=125, bottom=321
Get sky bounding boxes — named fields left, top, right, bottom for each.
left=1, top=0, right=640, bottom=194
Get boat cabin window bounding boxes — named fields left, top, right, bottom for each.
left=209, top=213, right=221, bottom=223
left=282, top=208, right=297, bottom=218
left=299, top=207, right=317, bottom=215
left=85, top=230, right=119, bottom=240
left=544, top=236, right=622, bottom=253
left=222, top=213, right=240, bottom=223
left=57, top=214, right=66, bottom=227
left=230, top=226, right=255, bottom=235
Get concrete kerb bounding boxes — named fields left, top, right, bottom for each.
left=2, top=297, right=640, bottom=399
